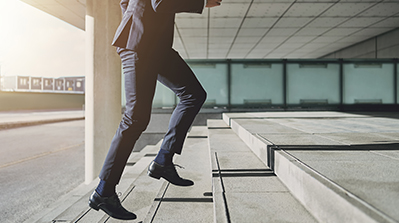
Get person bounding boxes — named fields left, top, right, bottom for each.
left=88, top=0, right=221, bottom=220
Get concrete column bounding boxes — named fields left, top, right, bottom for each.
left=85, top=0, right=122, bottom=184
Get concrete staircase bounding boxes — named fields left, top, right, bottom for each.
left=26, top=111, right=399, bottom=223
left=208, top=119, right=317, bottom=223
left=219, top=111, right=399, bottom=223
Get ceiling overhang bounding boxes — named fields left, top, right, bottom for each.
left=19, top=0, right=399, bottom=59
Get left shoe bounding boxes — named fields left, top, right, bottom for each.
left=147, top=161, right=194, bottom=186
left=89, top=191, right=137, bottom=220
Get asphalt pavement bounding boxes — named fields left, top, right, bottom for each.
left=0, top=120, right=85, bottom=223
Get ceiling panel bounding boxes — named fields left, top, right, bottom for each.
left=211, top=28, right=238, bottom=37
left=296, top=27, right=331, bottom=36
left=298, top=43, right=330, bottom=50
left=351, top=27, right=392, bottom=36
left=241, top=17, right=279, bottom=28
left=324, top=28, right=362, bottom=36
left=258, top=36, right=290, bottom=45
left=178, top=28, right=207, bottom=37
left=321, top=3, right=376, bottom=17
left=285, top=36, right=315, bottom=44
left=284, top=3, right=334, bottom=17
left=360, top=3, right=399, bottom=16
left=183, top=37, right=207, bottom=46
left=210, top=3, right=249, bottom=17
left=274, top=17, right=314, bottom=28
left=172, top=37, right=188, bottom=58
left=336, top=35, right=371, bottom=43
left=21, top=0, right=85, bottom=29
left=247, top=3, right=292, bottom=17
left=233, top=36, right=261, bottom=44
left=339, top=17, right=386, bottom=27
left=21, top=0, right=399, bottom=59
left=236, top=28, right=266, bottom=37
left=265, top=53, right=289, bottom=58
left=312, top=36, right=344, bottom=43
left=306, top=17, right=348, bottom=28
left=267, top=28, right=300, bottom=36
left=282, top=43, right=307, bottom=48
left=210, top=18, right=243, bottom=28
left=370, top=17, right=399, bottom=28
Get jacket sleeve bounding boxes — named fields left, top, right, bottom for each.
left=120, top=0, right=129, bottom=15
left=151, top=0, right=204, bottom=14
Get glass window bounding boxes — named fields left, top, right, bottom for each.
left=287, top=63, right=340, bottom=105
left=153, top=82, right=176, bottom=108
left=343, top=63, right=394, bottom=104
left=231, top=63, right=284, bottom=105
left=189, top=63, right=228, bottom=107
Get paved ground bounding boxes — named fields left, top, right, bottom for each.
left=2, top=110, right=399, bottom=223
left=224, top=111, right=399, bottom=223
left=0, top=120, right=85, bottom=223
left=0, top=110, right=84, bottom=130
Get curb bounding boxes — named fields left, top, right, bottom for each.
left=0, top=117, right=85, bottom=130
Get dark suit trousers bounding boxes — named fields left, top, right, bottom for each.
left=99, top=47, right=207, bottom=185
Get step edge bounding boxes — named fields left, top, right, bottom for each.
left=226, top=116, right=397, bottom=223
left=26, top=142, right=162, bottom=223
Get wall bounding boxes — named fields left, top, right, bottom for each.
left=322, top=28, right=399, bottom=59
left=0, top=91, right=84, bottom=111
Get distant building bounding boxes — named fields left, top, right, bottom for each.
left=0, top=75, right=85, bottom=94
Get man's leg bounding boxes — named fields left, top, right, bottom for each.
left=148, top=49, right=206, bottom=186
left=98, top=49, right=157, bottom=186
left=89, top=48, right=157, bottom=220
left=157, top=49, right=207, bottom=155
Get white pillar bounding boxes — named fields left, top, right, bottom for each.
left=85, top=0, right=122, bottom=184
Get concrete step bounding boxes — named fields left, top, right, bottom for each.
left=25, top=141, right=162, bottom=223
left=222, top=112, right=399, bottom=223
left=207, top=119, right=318, bottom=223
left=145, top=126, right=214, bottom=223
left=27, top=126, right=214, bottom=223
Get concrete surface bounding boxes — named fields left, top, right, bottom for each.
left=223, top=111, right=399, bottom=223
left=208, top=119, right=318, bottom=223
left=147, top=126, right=213, bottom=223
left=9, top=110, right=399, bottom=223
left=0, top=110, right=85, bottom=130
left=0, top=120, right=85, bottom=223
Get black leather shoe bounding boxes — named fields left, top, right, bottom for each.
left=147, top=161, right=194, bottom=186
left=89, top=191, right=136, bottom=220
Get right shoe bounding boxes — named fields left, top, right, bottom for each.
left=147, top=160, right=194, bottom=186
left=89, top=191, right=137, bottom=220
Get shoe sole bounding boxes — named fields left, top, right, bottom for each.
left=147, top=170, right=194, bottom=187
left=147, top=170, right=161, bottom=179
left=89, top=200, right=100, bottom=211
left=89, top=201, right=137, bottom=220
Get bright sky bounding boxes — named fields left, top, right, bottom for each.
left=0, top=0, right=85, bottom=78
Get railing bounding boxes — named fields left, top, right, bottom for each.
left=150, top=59, right=398, bottom=110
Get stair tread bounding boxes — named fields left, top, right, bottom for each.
left=208, top=119, right=318, bottom=223
left=146, top=126, right=214, bottom=223
left=223, top=112, right=399, bottom=223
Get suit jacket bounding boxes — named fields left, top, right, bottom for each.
left=112, top=0, right=204, bottom=54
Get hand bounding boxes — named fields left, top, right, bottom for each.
left=206, top=0, right=221, bottom=8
